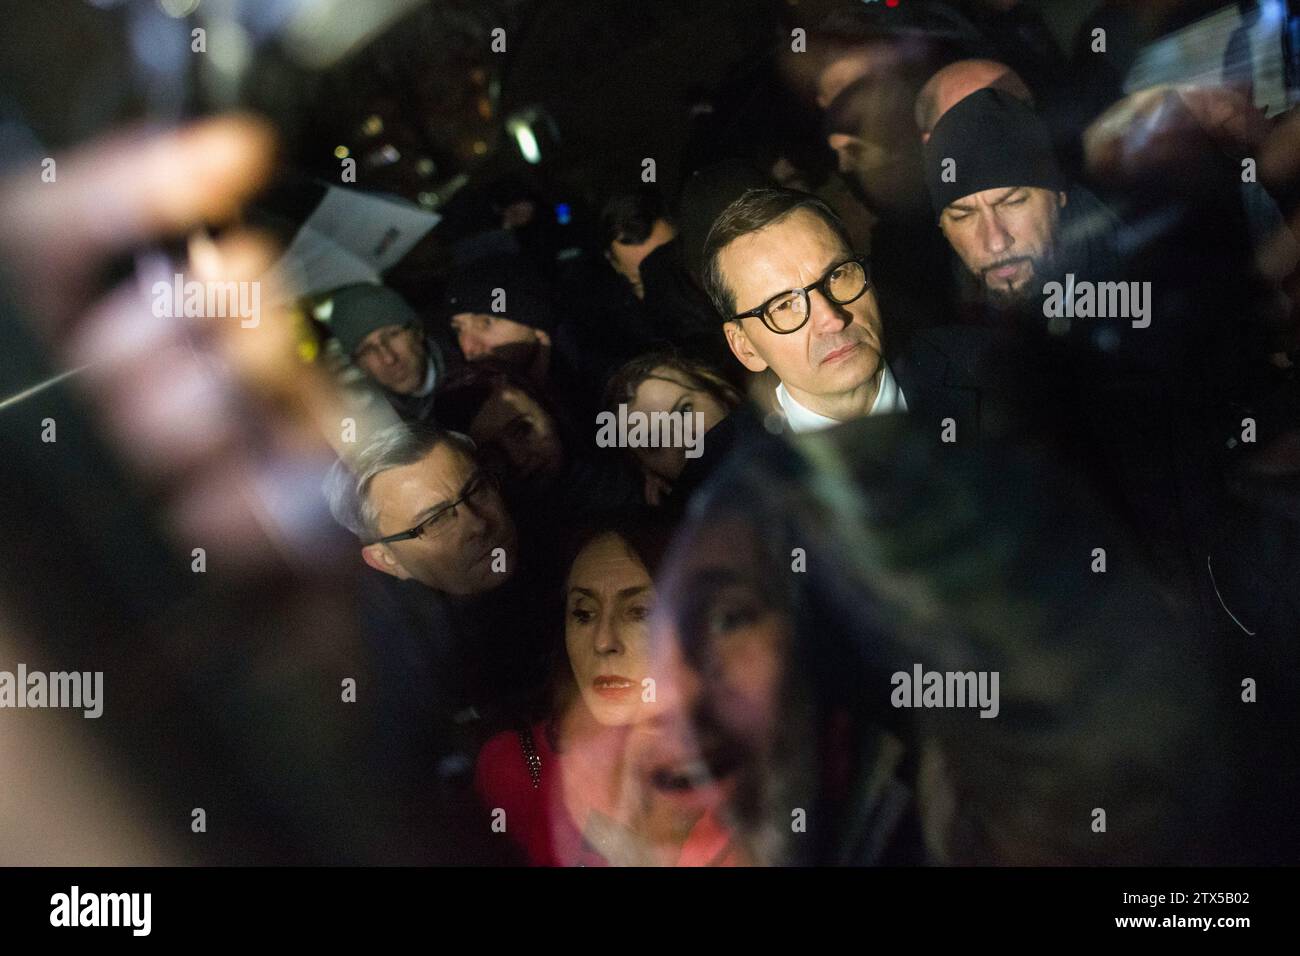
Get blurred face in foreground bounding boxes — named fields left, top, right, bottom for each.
left=645, top=512, right=815, bottom=859
left=940, top=186, right=1065, bottom=306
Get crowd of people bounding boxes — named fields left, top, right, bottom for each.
left=302, top=0, right=1300, bottom=869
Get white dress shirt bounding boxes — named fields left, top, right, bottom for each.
left=775, top=362, right=908, bottom=434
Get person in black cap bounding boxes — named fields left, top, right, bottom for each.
left=639, top=160, right=778, bottom=379
left=443, top=254, right=600, bottom=424
left=443, top=256, right=556, bottom=375
left=601, top=189, right=677, bottom=302
left=330, top=282, right=446, bottom=424
left=923, top=87, right=1121, bottom=315
left=550, top=189, right=678, bottom=400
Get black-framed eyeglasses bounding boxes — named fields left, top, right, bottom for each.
left=371, top=470, right=499, bottom=545
left=727, top=256, right=871, bottom=334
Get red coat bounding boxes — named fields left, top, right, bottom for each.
left=474, top=721, right=742, bottom=866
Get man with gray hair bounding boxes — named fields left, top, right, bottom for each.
left=324, top=423, right=540, bottom=858
left=325, top=420, right=551, bottom=736
left=326, top=422, right=517, bottom=597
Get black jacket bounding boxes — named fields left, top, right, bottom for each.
left=891, top=324, right=1068, bottom=449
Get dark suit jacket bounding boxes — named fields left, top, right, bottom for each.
left=891, top=324, right=1066, bottom=449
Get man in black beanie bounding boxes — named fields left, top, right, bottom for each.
left=443, top=254, right=600, bottom=423
left=330, top=282, right=445, bottom=424
left=924, top=87, right=1068, bottom=308
left=924, top=87, right=1121, bottom=314
left=443, top=255, right=556, bottom=379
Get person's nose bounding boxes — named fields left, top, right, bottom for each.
left=827, top=133, right=858, bottom=173
left=458, top=491, right=494, bottom=538
left=593, top=610, right=624, bottom=657
left=979, top=210, right=1014, bottom=258
left=808, top=285, right=852, bottom=335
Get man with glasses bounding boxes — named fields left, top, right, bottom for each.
left=702, top=186, right=1045, bottom=443
left=325, top=423, right=549, bottom=722
left=703, top=187, right=905, bottom=433
left=325, top=424, right=545, bottom=845
left=328, top=424, right=518, bottom=597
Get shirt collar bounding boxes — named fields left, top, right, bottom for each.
left=775, top=362, right=907, bottom=434
left=408, top=357, right=438, bottom=398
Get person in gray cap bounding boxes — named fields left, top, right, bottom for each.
left=329, top=282, right=445, bottom=423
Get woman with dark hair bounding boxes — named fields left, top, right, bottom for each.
left=473, top=511, right=745, bottom=866
left=603, top=351, right=745, bottom=506
left=645, top=412, right=1266, bottom=865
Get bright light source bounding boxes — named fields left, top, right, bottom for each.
left=509, top=120, right=541, bottom=164
left=158, top=0, right=200, bottom=17
left=334, top=145, right=350, bottom=159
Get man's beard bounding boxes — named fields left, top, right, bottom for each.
left=978, top=254, right=1051, bottom=309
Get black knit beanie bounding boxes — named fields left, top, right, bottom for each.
left=923, top=87, right=1063, bottom=219
left=442, top=255, right=554, bottom=333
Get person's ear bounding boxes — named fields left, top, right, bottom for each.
left=921, top=130, right=931, bottom=145
left=362, top=543, right=409, bottom=580
left=607, top=245, right=631, bottom=279
left=1058, top=191, right=1068, bottom=209
left=724, top=320, right=769, bottom=374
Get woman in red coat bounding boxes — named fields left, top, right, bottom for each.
left=474, top=514, right=745, bottom=866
